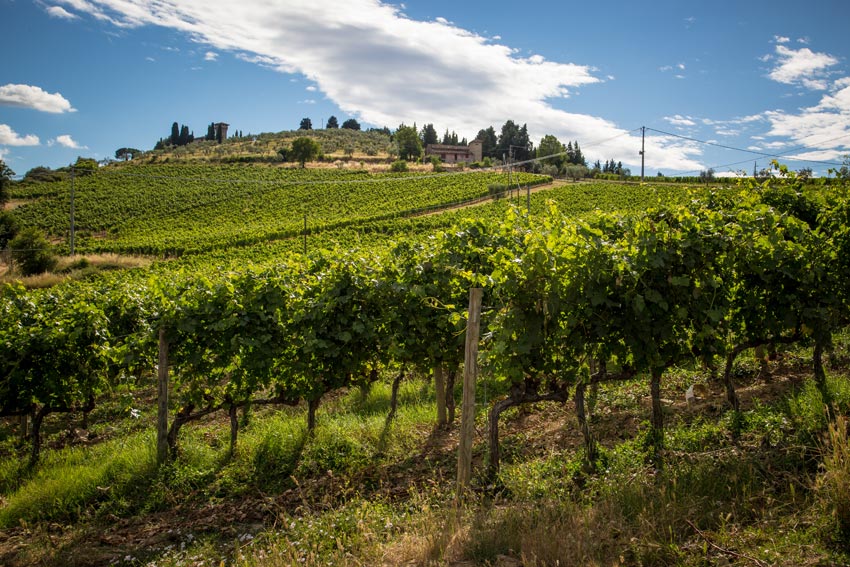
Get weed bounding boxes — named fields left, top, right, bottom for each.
left=817, top=416, right=850, bottom=548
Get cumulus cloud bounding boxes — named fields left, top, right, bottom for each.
left=204, top=51, right=218, bottom=61
left=50, top=134, right=87, bottom=149
left=52, top=0, right=704, bottom=171
left=0, top=124, right=40, bottom=146
left=664, top=115, right=696, bottom=127
left=47, top=5, right=79, bottom=19
left=0, top=84, right=76, bottom=113
left=774, top=35, right=790, bottom=44
left=762, top=77, right=850, bottom=161
left=767, top=45, right=839, bottom=88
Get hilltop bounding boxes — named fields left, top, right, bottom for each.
left=138, top=128, right=394, bottom=166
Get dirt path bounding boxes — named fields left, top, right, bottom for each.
left=409, top=178, right=575, bottom=218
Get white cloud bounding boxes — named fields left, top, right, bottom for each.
left=767, top=45, right=839, bottom=88
left=664, top=115, right=696, bottom=127
left=774, top=35, right=790, bottom=44
left=204, top=51, right=218, bottom=61
left=0, top=124, right=40, bottom=146
left=677, top=63, right=685, bottom=71
left=715, top=128, right=740, bottom=137
left=146, top=56, right=156, bottom=62
left=51, top=134, right=87, bottom=149
left=55, top=0, right=704, bottom=171
left=761, top=77, right=850, bottom=161
left=299, top=99, right=316, bottom=104
left=0, top=84, right=76, bottom=113
left=47, top=5, right=79, bottom=19
left=306, top=85, right=317, bottom=92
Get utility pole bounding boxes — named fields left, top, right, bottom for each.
left=640, top=126, right=645, bottom=182
left=70, top=167, right=76, bottom=256
left=303, top=213, right=307, bottom=255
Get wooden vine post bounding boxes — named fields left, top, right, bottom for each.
left=456, top=288, right=483, bottom=499
left=156, top=328, right=170, bottom=465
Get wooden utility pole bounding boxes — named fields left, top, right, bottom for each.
left=157, top=329, right=170, bottom=465
left=456, top=287, right=483, bottom=498
left=640, top=126, right=646, bottom=182
left=70, top=167, right=76, bottom=255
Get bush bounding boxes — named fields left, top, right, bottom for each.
left=9, top=227, right=57, bottom=276
left=488, top=183, right=508, bottom=200
left=390, top=160, right=408, bottom=173
left=0, top=210, right=19, bottom=250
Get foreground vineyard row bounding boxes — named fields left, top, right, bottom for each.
left=2, top=178, right=849, bottom=473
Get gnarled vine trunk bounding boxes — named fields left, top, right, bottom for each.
left=387, top=370, right=405, bottom=423
left=434, top=364, right=447, bottom=427
left=446, top=366, right=457, bottom=425
left=487, top=383, right=569, bottom=478
left=307, top=397, right=321, bottom=431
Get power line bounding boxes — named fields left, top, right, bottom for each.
left=646, top=126, right=848, bottom=167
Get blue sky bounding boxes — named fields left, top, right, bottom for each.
left=2, top=0, right=849, bottom=177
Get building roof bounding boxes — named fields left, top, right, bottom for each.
left=425, top=144, right=473, bottom=152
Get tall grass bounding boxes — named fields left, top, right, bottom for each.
left=0, top=432, right=156, bottom=527
left=818, top=416, right=850, bottom=547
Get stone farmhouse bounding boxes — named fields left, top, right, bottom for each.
left=424, top=139, right=483, bottom=164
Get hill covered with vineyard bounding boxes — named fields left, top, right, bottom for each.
left=1, top=159, right=850, bottom=566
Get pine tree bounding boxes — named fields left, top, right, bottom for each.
left=178, top=125, right=190, bottom=146
left=421, top=124, right=438, bottom=146
left=207, top=123, right=215, bottom=141
left=170, top=122, right=179, bottom=146
left=573, top=141, right=586, bottom=166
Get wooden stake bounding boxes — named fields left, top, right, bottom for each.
left=156, top=328, right=169, bottom=465
left=457, top=288, right=483, bottom=498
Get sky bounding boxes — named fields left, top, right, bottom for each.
left=2, top=0, right=850, bottom=178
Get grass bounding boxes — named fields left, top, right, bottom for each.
left=1, top=359, right=850, bottom=566
left=0, top=253, right=151, bottom=288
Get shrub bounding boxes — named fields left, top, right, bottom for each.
left=0, top=210, right=19, bottom=250
left=9, top=227, right=57, bottom=276
left=488, top=183, right=508, bottom=200
left=390, top=160, right=408, bottom=173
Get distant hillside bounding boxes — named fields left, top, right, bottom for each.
left=138, top=129, right=393, bottom=165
